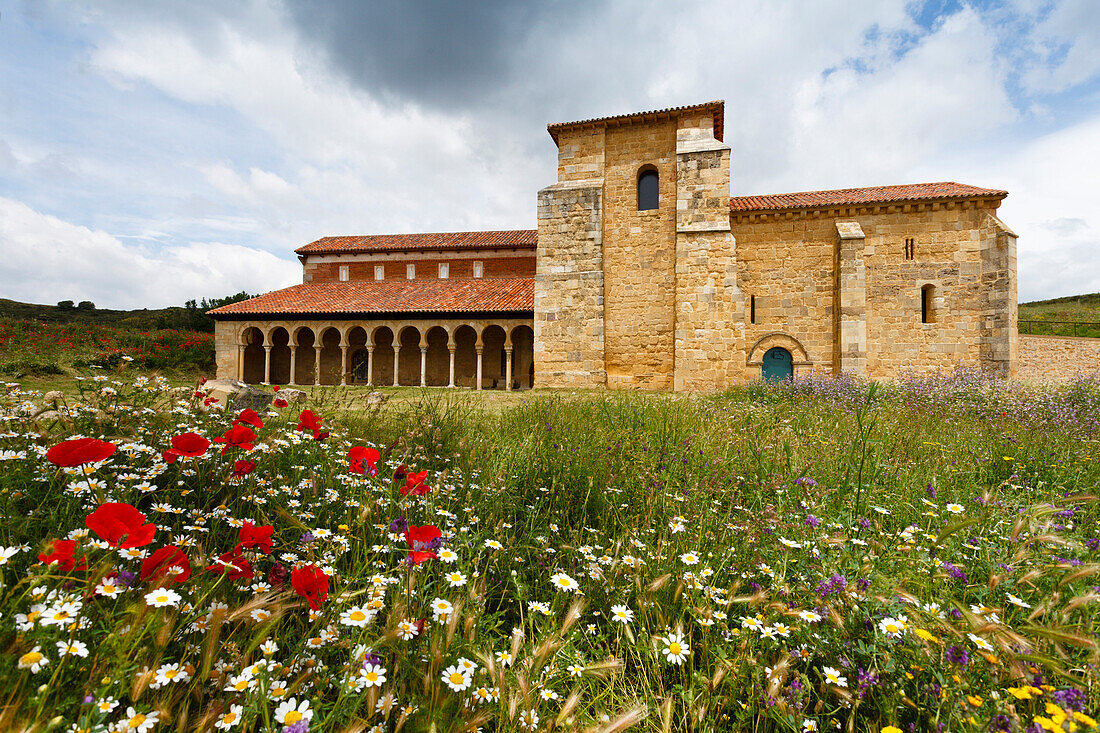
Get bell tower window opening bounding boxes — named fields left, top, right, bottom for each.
left=921, top=284, right=935, bottom=324
left=637, top=167, right=659, bottom=211
left=750, top=295, right=756, bottom=324
left=438, top=263, right=449, bottom=279
left=473, top=261, right=484, bottom=278
left=374, top=265, right=384, bottom=281
left=904, top=237, right=915, bottom=260
left=406, top=264, right=416, bottom=280
left=338, top=265, right=349, bottom=282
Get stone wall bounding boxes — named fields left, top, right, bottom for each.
left=602, top=121, right=678, bottom=389
left=534, top=178, right=607, bottom=387
left=672, top=112, right=744, bottom=391
left=1017, top=334, right=1100, bottom=382
left=304, top=251, right=535, bottom=283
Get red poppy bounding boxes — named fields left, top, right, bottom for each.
left=405, top=524, right=441, bottom=552
left=400, top=470, right=430, bottom=496
left=46, top=437, right=116, bottom=467
left=212, top=425, right=256, bottom=454
left=274, top=398, right=288, bottom=408
left=204, top=397, right=219, bottom=406
left=408, top=550, right=436, bottom=565
left=268, top=561, right=289, bottom=590
left=237, top=521, right=274, bottom=555
left=162, top=432, right=211, bottom=463
left=296, top=410, right=328, bottom=440
left=85, top=502, right=156, bottom=548
left=272, top=385, right=281, bottom=392
left=291, top=564, right=329, bottom=610
left=205, top=549, right=253, bottom=580
left=231, top=459, right=256, bottom=478
left=140, top=545, right=192, bottom=585
left=348, top=446, right=381, bottom=476
left=38, top=539, right=87, bottom=572
left=234, top=408, right=263, bottom=429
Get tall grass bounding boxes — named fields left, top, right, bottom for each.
left=0, top=368, right=1097, bottom=732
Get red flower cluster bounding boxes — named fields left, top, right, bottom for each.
left=400, top=469, right=430, bottom=497
left=405, top=524, right=441, bottom=565
left=348, top=446, right=381, bottom=476
left=291, top=564, right=329, bottom=610
left=296, top=410, right=328, bottom=441
left=161, top=432, right=210, bottom=464
left=46, top=438, right=116, bottom=467
left=213, top=425, right=256, bottom=454
left=141, top=545, right=191, bottom=585
left=85, top=503, right=156, bottom=548
left=205, top=522, right=273, bottom=581
left=231, top=459, right=256, bottom=478
left=234, top=408, right=263, bottom=430
left=38, top=539, right=87, bottom=572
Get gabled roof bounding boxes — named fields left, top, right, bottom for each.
left=295, top=230, right=537, bottom=256
left=548, top=100, right=724, bottom=144
left=207, top=278, right=534, bottom=318
left=729, top=182, right=1007, bottom=213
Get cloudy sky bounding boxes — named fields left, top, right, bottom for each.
left=0, top=0, right=1097, bottom=308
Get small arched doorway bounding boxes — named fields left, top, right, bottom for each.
left=762, top=347, right=793, bottom=382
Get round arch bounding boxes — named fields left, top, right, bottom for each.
left=746, top=332, right=811, bottom=367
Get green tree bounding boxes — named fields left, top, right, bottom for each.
left=56, top=300, right=74, bottom=310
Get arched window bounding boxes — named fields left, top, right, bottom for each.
left=921, top=284, right=935, bottom=324
left=637, top=167, right=658, bottom=211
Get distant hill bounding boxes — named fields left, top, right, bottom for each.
left=0, top=298, right=193, bottom=329
left=0, top=292, right=256, bottom=332
left=1019, top=293, right=1100, bottom=338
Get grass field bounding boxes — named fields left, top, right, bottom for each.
left=1019, top=293, right=1100, bottom=337
left=0, top=367, right=1097, bottom=732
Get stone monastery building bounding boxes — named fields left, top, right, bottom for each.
left=210, top=100, right=1018, bottom=391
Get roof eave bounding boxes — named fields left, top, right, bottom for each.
left=209, top=309, right=534, bottom=321
left=729, top=191, right=1009, bottom=216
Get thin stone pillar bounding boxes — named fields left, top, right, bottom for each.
left=447, top=346, right=456, bottom=387
left=313, top=346, right=322, bottom=386
left=366, top=346, right=374, bottom=386
left=419, top=347, right=427, bottom=387
left=236, top=345, right=244, bottom=381
left=340, top=345, right=348, bottom=386
left=475, top=346, right=483, bottom=391
left=392, top=347, right=400, bottom=386
left=505, top=346, right=513, bottom=391
left=835, top=222, right=868, bottom=378
left=288, top=346, right=297, bottom=385
left=263, top=345, right=272, bottom=384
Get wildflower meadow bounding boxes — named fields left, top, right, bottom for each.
left=0, top=367, right=1097, bottom=732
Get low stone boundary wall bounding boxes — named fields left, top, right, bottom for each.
left=1017, top=334, right=1100, bottom=382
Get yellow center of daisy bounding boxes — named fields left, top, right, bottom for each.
left=234, top=680, right=248, bottom=691
left=21, top=652, right=42, bottom=665
left=669, top=643, right=681, bottom=654
left=449, top=673, right=465, bottom=684
left=350, top=611, right=365, bottom=621
left=284, top=711, right=303, bottom=725
left=222, top=713, right=237, bottom=724
left=365, top=672, right=378, bottom=681
left=103, top=585, right=115, bottom=593
left=128, top=714, right=146, bottom=728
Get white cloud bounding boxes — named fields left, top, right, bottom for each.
left=1020, top=0, right=1100, bottom=94
left=0, top=197, right=300, bottom=309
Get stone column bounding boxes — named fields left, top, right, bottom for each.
left=340, top=345, right=348, bottom=386
left=419, top=347, right=427, bottom=387
left=447, top=346, right=456, bottom=387
left=392, top=347, right=400, bottom=386
left=236, top=345, right=244, bottom=381
left=505, top=346, right=513, bottom=391
left=313, top=346, right=322, bottom=386
left=288, top=346, right=297, bottom=386
left=366, top=346, right=374, bottom=386
left=263, top=345, right=272, bottom=384
left=835, top=222, right=868, bottom=378
left=475, top=346, right=484, bottom=391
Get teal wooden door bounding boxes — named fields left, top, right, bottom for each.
left=762, top=347, right=793, bottom=382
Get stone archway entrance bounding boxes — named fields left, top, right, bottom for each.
left=762, top=347, right=793, bottom=382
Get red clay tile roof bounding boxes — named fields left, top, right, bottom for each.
left=729, top=182, right=1007, bottom=212
left=548, top=100, right=724, bottom=143
left=208, top=278, right=534, bottom=317
left=295, top=230, right=537, bottom=255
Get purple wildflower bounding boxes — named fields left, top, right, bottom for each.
left=805, top=515, right=821, bottom=528
left=389, top=517, right=408, bottom=533
left=283, top=722, right=310, bottom=733
left=1052, top=687, right=1086, bottom=712
left=816, top=574, right=847, bottom=598
left=945, top=645, right=969, bottom=666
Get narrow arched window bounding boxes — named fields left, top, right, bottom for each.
left=637, top=167, right=658, bottom=211
left=921, top=284, right=935, bottom=324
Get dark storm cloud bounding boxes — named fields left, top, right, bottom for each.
left=282, top=0, right=591, bottom=110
